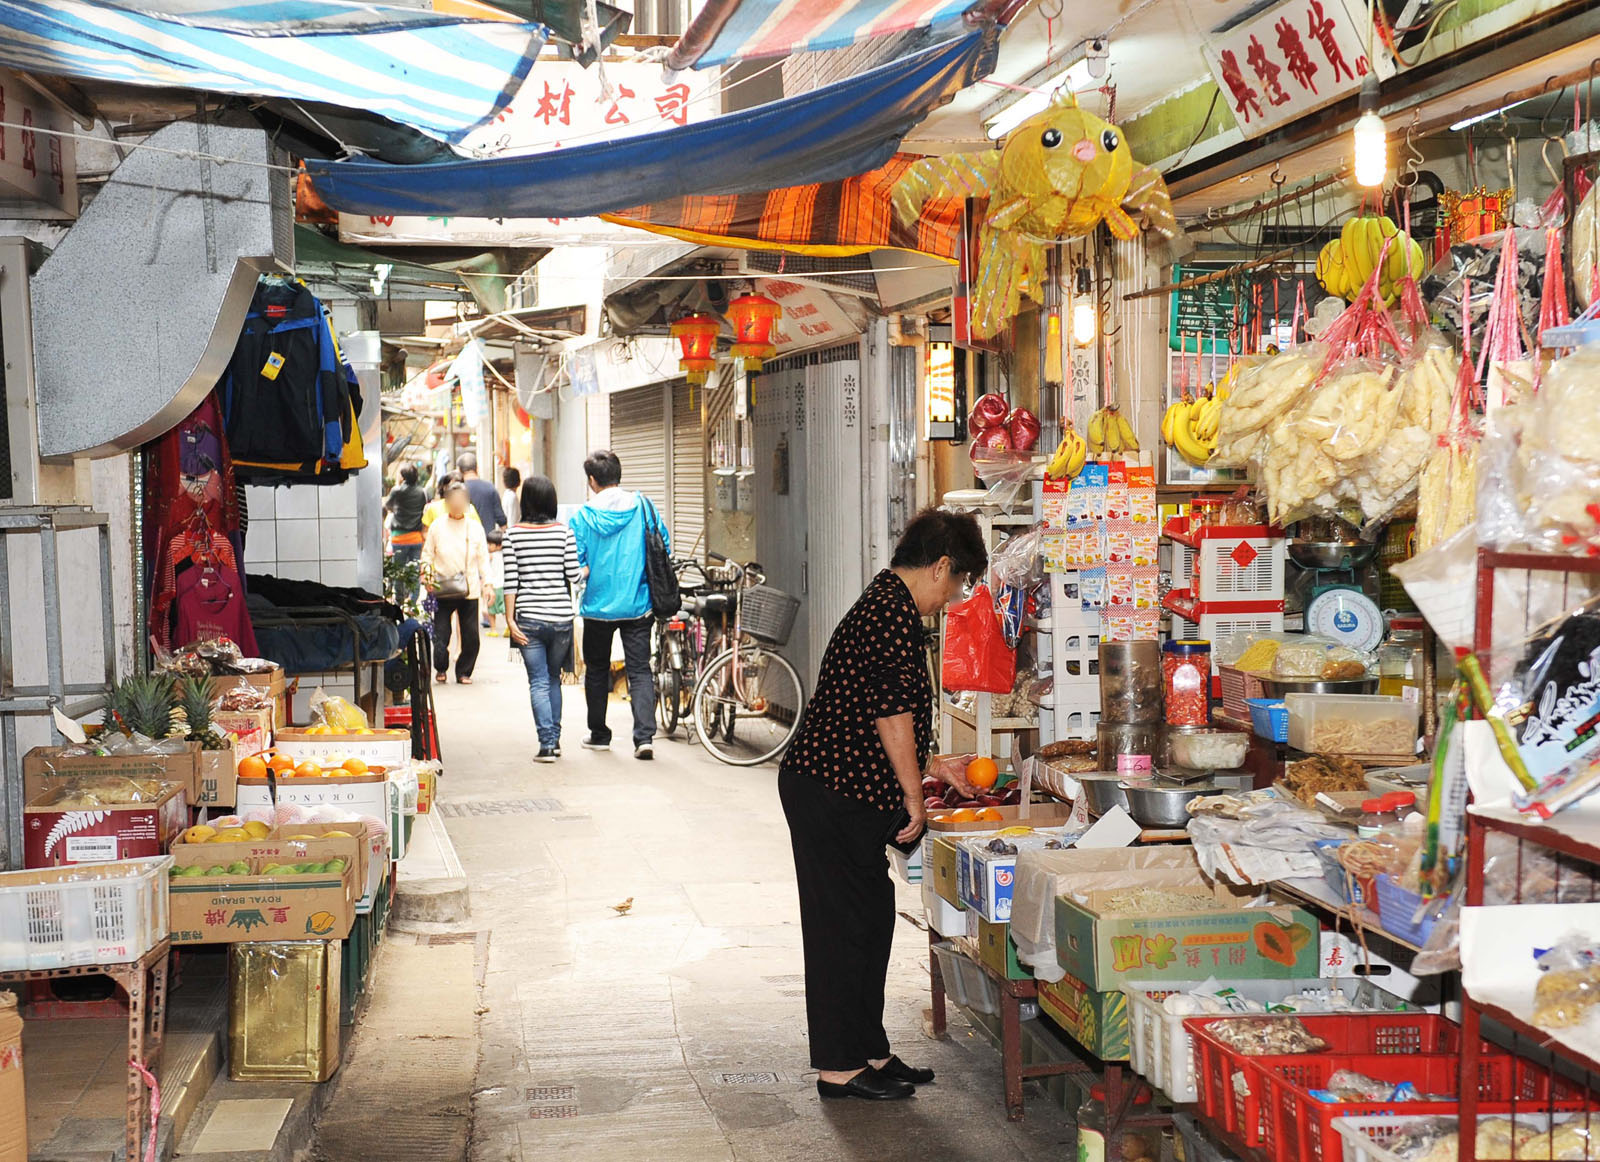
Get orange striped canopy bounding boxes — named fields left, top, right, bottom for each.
left=603, top=154, right=961, bottom=260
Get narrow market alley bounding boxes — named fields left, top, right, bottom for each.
left=313, top=649, right=1074, bottom=1162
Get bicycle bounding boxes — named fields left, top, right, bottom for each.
left=653, top=557, right=718, bottom=736
left=689, top=554, right=806, bottom=766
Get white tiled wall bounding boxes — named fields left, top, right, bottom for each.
left=243, top=483, right=363, bottom=585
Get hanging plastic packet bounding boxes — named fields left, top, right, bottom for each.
left=1420, top=682, right=1470, bottom=896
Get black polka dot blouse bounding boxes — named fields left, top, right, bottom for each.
left=780, top=569, right=932, bottom=811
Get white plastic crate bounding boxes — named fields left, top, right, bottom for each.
left=0, top=856, right=172, bottom=970
left=1333, top=1114, right=1584, bottom=1162
left=1173, top=611, right=1286, bottom=672
left=931, top=941, right=1001, bottom=1017
left=1126, top=977, right=1414, bottom=1103
left=1192, top=533, right=1285, bottom=603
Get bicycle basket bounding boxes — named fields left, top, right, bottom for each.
left=741, top=585, right=801, bottom=646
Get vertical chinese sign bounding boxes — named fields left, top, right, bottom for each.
left=1201, top=0, right=1395, bottom=139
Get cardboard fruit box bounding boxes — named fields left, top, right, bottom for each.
left=209, top=668, right=287, bottom=728
left=234, top=771, right=406, bottom=861
left=958, top=827, right=1084, bottom=923
left=172, top=821, right=371, bottom=907
left=0, top=990, right=22, bottom=1162
left=1054, top=876, right=1319, bottom=989
left=1036, top=971, right=1131, bottom=1060
left=922, top=803, right=1077, bottom=911
left=975, top=917, right=1032, bottom=981
left=213, top=708, right=273, bottom=757
left=23, top=742, right=203, bottom=808
left=273, top=728, right=411, bottom=769
left=167, top=827, right=359, bottom=945
left=196, top=742, right=237, bottom=808
left=23, top=783, right=188, bottom=868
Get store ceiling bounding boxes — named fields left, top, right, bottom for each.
left=902, top=0, right=1258, bottom=152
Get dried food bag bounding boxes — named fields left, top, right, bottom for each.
left=988, top=528, right=1041, bottom=648
left=308, top=688, right=369, bottom=732
left=1511, top=609, right=1600, bottom=787
left=1416, top=293, right=1482, bottom=552
left=1271, top=637, right=1374, bottom=680
left=1477, top=228, right=1536, bottom=409
left=1521, top=348, right=1600, bottom=554
left=1575, top=176, right=1600, bottom=311
left=215, top=677, right=271, bottom=712
left=1532, top=934, right=1600, bottom=1029
left=940, top=584, right=1016, bottom=694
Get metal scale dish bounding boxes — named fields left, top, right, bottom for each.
left=1288, top=538, right=1386, bottom=652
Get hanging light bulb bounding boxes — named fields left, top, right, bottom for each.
left=1071, top=265, right=1097, bottom=346
left=1352, top=77, right=1387, bottom=188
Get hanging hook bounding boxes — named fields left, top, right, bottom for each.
left=1269, top=163, right=1286, bottom=190
left=1398, top=110, right=1422, bottom=190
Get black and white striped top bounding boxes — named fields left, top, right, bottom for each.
left=501, top=522, right=581, bottom=624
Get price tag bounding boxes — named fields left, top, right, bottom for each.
left=261, top=352, right=286, bottom=381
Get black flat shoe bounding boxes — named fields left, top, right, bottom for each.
left=878, top=1056, right=934, bottom=1085
left=816, top=1067, right=915, bottom=1101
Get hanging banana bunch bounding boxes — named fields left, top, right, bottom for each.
left=1043, top=420, right=1089, bottom=481
left=1161, top=377, right=1231, bottom=467
left=1316, top=214, right=1427, bottom=305
left=1087, top=403, right=1139, bottom=458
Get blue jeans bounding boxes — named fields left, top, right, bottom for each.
left=517, top=619, right=572, bottom=749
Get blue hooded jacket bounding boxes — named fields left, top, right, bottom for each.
left=569, top=488, right=666, bottom=621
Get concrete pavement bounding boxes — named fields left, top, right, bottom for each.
left=320, top=643, right=1075, bottom=1162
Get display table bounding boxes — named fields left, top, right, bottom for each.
left=0, top=939, right=170, bottom=1161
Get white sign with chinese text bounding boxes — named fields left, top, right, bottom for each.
left=461, top=60, right=719, bottom=157
left=0, top=72, right=76, bottom=216
left=1201, top=0, right=1395, bottom=139
left=758, top=279, right=862, bottom=354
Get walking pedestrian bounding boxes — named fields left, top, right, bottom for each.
left=456, top=452, right=508, bottom=539
left=568, top=449, right=662, bottom=760
left=385, top=463, right=427, bottom=572
left=421, top=481, right=493, bottom=685
left=501, top=467, right=523, bottom=525
left=778, top=509, right=986, bottom=1101
left=503, top=475, right=581, bottom=763
left=422, top=472, right=474, bottom=529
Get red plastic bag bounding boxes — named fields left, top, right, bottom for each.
left=941, top=584, right=1016, bottom=694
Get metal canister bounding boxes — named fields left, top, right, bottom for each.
left=229, top=940, right=342, bottom=1082
left=1096, top=721, right=1160, bottom=772
left=1097, top=642, right=1162, bottom=724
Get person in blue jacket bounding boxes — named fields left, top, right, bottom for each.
left=568, top=449, right=664, bottom=759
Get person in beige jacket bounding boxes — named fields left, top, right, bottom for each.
left=422, top=482, right=494, bottom=683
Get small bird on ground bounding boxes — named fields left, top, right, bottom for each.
left=611, top=898, right=634, bottom=916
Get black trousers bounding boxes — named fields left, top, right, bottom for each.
left=778, top=766, right=895, bottom=1072
left=581, top=615, right=654, bottom=747
left=433, top=596, right=481, bottom=679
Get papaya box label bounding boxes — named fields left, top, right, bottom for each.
left=168, top=859, right=354, bottom=945
left=1055, top=892, right=1318, bottom=988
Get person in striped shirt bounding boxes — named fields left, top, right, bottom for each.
left=503, top=475, right=583, bottom=762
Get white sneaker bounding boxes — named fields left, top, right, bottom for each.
left=634, top=743, right=654, bottom=760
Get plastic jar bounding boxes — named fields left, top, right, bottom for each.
left=1077, top=1084, right=1159, bottom=1162
left=1162, top=640, right=1211, bottom=726
left=1357, top=798, right=1388, bottom=839
left=1377, top=627, right=1424, bottom=702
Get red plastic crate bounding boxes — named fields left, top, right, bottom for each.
left=1186, top=1014, right=1465, bottom=1143
left=384, top=707, right=413, bottom=728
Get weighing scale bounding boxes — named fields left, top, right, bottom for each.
left=1287, top=538, right=1387, bottom=652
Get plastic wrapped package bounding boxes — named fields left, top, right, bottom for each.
left=307, top=688, right=369, bottom=732
left=215, top=678, right=273, bottom=712
left=1533, top=935, right=1600, bottom=1030
left=1272, top=637, right=1375, bottom=680
left=1520, top=349, right=1600, bottom=554
left=32, top=775, right=179, bottom=808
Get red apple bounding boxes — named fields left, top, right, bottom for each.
left=925, top=798, right=948, bottom=811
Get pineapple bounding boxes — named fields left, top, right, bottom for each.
left=111, top=673, right=178, bottom=740
left=178, top=676, right=227, bottom=750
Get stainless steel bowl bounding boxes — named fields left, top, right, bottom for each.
left=1288, top=540, right=1379, bottom=570
left=1120, top=780, right=1216, bottom=828
left=1168, top=728, right=1250, bottom=771
left=1257, top=676, right=1379, bottom=697
left=1075, top=772, right=1132, bottom=816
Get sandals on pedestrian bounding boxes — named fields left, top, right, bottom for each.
left=436, top=673, right=448, bottom=684
left=457, top=676, right=474, bottom=685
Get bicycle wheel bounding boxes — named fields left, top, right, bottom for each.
left=652, top=624, right=681, bottom=736
left=691, top=644, right=806, bottom=766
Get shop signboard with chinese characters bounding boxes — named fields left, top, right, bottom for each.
left=0, top=72, right=76, bottom=216
left=758, top=279, right=862, bottom=354
left=1201, top=0, right=1395, bottom=139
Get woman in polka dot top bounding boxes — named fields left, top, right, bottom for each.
left=778, top=508, right=988, bottom=1102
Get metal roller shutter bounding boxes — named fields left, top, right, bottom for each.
left=670, top=379, right=706, bottom=558
left=607, top=384, right=668, bottom=514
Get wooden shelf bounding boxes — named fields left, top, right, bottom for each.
left=941, top=701, right=1040, bottom=731
left=1471, top=804, right=1600, bottom=867
left=1463, top=991, right=1600, bottom=1076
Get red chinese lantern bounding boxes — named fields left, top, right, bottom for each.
left=670, top=313, right=722, bottom=385
left=727, top=293, right=782, bottom=371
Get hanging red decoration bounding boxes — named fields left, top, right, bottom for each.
left=512, top=399, right=532, bottom=428
left=727, top=293, right=782, bottom=371
left=670, top=313, right=722, bottom=385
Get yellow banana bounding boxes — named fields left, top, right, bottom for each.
left=1114, top=410, right=1139, bottom=454
left=1172, top=406, right=1213, bottom=465
left=1341, top=218, right=1364, bottom=279
left=1104, top=412, right=1122, bottom=455
left=1087, top=408, right=1107, bottom=450
left=1365, top=217, right=1387, bottom=285
left=1194, top=396, right=1221, bottom=441
left=1161, top=398, right=1184, bottom=444
left=1166, top=397, right=1193, bottom=448
left=1065, top=436, right=1087, bottom=478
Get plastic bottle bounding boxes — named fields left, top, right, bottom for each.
left=1077, top=1085, right=1108, bottom=1162
left=1077, top=1084, right=1159, bottom=1162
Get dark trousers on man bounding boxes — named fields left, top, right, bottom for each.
left=433, top=596, right=481, bottom=679
left=581, top=615, right=654, bottom=747
left=778, top=766, right=895, bottom=1072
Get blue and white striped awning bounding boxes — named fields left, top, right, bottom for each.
left=0, top=1, right=547, bottom=144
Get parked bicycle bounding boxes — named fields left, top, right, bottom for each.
left=689, top=554, right=806, bottom=766
left=652, top=557, right=721, bottom=736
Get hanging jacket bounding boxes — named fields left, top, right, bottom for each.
left=220, top=279, right=352, bottom=469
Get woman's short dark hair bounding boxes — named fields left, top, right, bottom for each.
left=583, top=449, right=623, bottom=488
left=891, top=509, right=987, bottom=580
left=443, top=481, right=468, bottom=499
left=435, top=472, right=459, bottom=498
left=502, top=467, right=521, bottom=490
left=520, top=475, right=558, bottom=523
left=399, top=464, right=418, bottom=486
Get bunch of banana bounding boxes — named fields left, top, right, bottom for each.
left=1161, top=383, right=1230, bottom=466
left=1087, top=404, right=1139, bottom=457
left=1316, top=215, right=1428, bottom=304
left=1044, top=422, right=1088, bottom=481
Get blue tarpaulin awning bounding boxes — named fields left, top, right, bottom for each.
left=664, top=0, right=981, bottom=71
left=0, top=0, right=547, bottom=144
left=306, top=27, right=997, bottom=220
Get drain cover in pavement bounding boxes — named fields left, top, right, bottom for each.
left=436, top=798, right=563, bottom=817
left=527, top=1105, right=581, bottom=1119
left=527, top=1086, right=576, bottom=1102
left=710, top=1072, right=781, bottom=1086
left=761, top=974, right=803, bottom=986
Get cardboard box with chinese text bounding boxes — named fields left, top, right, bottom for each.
left=23, top=783, right=187, bottom=868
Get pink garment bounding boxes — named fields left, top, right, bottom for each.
left=172, top=561, right=258, bottom=655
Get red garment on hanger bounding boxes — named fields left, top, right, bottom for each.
left=171, top=560, right=257, bottom=655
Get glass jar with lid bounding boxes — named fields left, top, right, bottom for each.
left=1377, top=622, right=1424, bottom=702
left=1077, top=1083, right=1160, bottom=1162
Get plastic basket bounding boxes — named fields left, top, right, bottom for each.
left=1188, top=1013, right=1466, bottom=1143
left=1314, top=840, right=1374, bottom=907
left=1220, top=665, right=1270, bottom=723
left=931, top=941, right=1001, bottom=1017
left=1332, top=1113, right=1596, bottom=1162
left=1374, top=875, right=1438, bottom=945
left=740, top=585, right=800, bottom=647
left=0, top=856, right=172, bottom=970
left=1246, top=698, right=1289, bottom=742
left=1127, top=979, right=1412, bottom=1104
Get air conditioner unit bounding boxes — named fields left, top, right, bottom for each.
left=736, top=252, right=878, bottom=298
